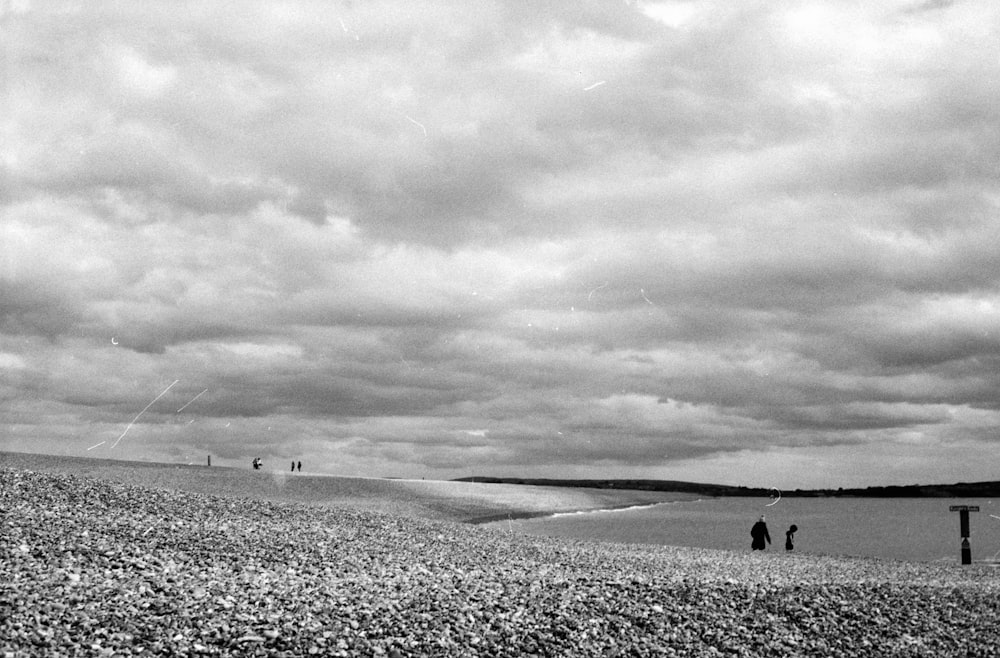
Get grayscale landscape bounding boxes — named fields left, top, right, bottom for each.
left=4, top=1, right=1000, bottom=655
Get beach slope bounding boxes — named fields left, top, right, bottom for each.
left=4, top=464, right=1000, bottom=657
left=0, top=451, right=694, bottom=521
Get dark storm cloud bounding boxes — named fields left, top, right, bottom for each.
left=0, top=282, right=84, bottom=339
left=903, top=0, right=957, bottom=15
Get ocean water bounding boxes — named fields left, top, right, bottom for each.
left=502, top=497, right=1000, bottom=563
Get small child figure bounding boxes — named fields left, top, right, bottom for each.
left=785, top=524, right=798, bottom=551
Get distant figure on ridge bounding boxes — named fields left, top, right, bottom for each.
left=291, top=460, right=295, bottom=472
left=297, top=461, right=302, bottom=472
left=751, top=515, right=771, bottom=551
left=785, top=524, right=798, bottom=551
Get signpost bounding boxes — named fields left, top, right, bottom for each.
left=949, top=505, right=980, bottom=565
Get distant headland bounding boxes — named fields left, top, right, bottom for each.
left=454, top=477, right=1000, bottom=498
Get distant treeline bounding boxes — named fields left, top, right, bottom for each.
left=453, top=477, right=1000, bottom=498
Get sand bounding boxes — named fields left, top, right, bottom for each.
left=4, top=453, right=1000, bottom=656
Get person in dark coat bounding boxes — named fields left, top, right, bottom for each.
left=785, top=524, right=798, bottom=551
left=291, top=461, right=296, bottom=472
left=297, top=461, right=302, bottom=472
left=751, top=515, right=771, bottom=551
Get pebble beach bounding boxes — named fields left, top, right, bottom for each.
left=4, top=463, right=1000, bottom=657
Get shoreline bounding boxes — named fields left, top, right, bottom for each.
left=466, top=500, right=679, bottom=525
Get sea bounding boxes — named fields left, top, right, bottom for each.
left=497, top=496, right=1000, bottom=564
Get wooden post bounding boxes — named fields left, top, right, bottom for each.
left=950, top=505, right=979, bottom=565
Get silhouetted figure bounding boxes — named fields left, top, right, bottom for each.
left=297, top=461, right=302, bottom=472
left=785, top=524, right=798, bottom=551
left=291, top=461, right=295, bottom=472
left=751, top=515, right=771, bottom=551
left=252, top=458, right=259, bottom=470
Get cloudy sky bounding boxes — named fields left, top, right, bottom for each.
left=3, top=0, right=999, bottom=488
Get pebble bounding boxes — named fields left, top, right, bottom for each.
left=3, top=467, right=1000, bottom=657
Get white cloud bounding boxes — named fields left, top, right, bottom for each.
left=217, top=342, right=304, bottom=360
left=0, top=353, right=27, bottom=370
left=112, top=45, right=177, bottom=98
left=640, top=1, right=700, bottom=29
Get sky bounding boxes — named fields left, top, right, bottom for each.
left=2, top=0, right=999, bottom=488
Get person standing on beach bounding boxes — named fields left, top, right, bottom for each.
left=785, top=524, right=797, bottom=551
left=751, top=515, right=771, bottom=551
left=297, top=461, right=302, bottom=472
left=291, top=461, right=295, bottom=472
